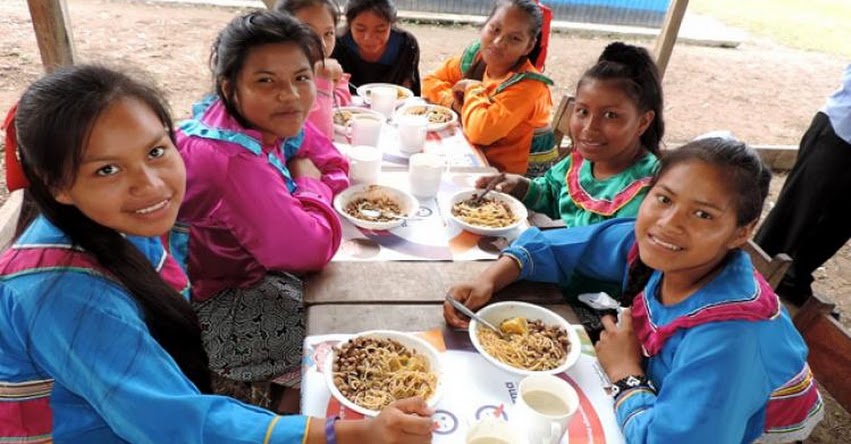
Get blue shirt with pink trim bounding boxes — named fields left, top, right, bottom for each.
left=503, top=219, right=822, bottom=443
left=0, top=216, right=308, bottom=443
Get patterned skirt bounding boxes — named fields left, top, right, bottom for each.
left=193, top=272, right=305, bottom=408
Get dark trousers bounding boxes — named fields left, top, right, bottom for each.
left=754, top=112, right=851, bottom=304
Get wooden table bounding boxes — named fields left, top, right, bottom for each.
left=304, top=261, right=576, bottom=335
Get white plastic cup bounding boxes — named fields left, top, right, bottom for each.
left=350, top=116, right=382, bottom=147
left=370, top=86, right=397, bottom=117
left=408, top=152, right=444, bottom=199
left=515, top=374, right=580, bottom=444
left=347, top=145, right=382, bottom=185
left=465, top=418, right=526, bottom=444
left=397, top=115, right=428, bottom=154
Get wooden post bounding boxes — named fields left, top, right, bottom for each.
left=653, top=0, right=689, bottom=79
left=261, top=0, right=276, bottom=9
left=26, top=0, right=76, bottom=72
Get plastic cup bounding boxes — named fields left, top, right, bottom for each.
left=397, top=115, right=428, bottom=154
left=370, top=86, right=397, bottom=117
left=408, top=152, right=444, bottom=199
left=350, top=116, right=382, bottom=147
left=515, top=374, right=580, bottom=444
left=347, top=145, right=382, bottom=185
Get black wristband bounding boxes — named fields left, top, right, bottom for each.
left=610, top=374, right=656, bottom=398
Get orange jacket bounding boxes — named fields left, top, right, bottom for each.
left=423, top=57, right=552, bottom=174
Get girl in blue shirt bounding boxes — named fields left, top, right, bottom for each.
left=445, top=138, right=823, bottom=443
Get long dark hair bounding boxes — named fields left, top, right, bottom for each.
left=465, top=0, right=544, bottom=80
left=275, top=0, right=341, bottom=26
left=577, top=42, right=665, bottom=157
left=210, top=10, right=323, bottom=128
left=343, top=0, right=397, bottom=29
left=14, top=65, right=212, bottom=393
left=622, top=138, right=771, bottom=303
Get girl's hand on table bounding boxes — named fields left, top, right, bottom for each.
left=474, top=174, right=530, bottom=200
left=595, top=309, right=644, bottom=381
left=444, top=280, right=494, bottom=329
left=365, top=397, right=435, bottom=444
left=288, top=157, right=322, bottom=181
left=315, top=58, right=344, bottom=84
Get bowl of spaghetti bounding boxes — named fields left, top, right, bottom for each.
left=448, top=189, right=527, bottom=236
left=324, top=330, right=443, bottom=417
left=334, top=184, right=419, bottom=231
left=395, top=104, right=458, bottom=132
left=469, top=301, right=581, bottom=376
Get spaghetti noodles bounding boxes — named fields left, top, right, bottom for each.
left=451, top=197, right=517, bottom=228
left=477, top=317, right=570, bottom=371
left=402, top=105, right=454, bottom=124
left=332, top=336, right=437, bottom=411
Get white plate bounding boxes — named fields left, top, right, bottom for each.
left=469, top=301, right=582, bottom=376
left=334, top=184, right=419, bottom=231
left=332, top=106, right=385, bottom=135
left=395, top=103, right=458, bottom=132
left=356, top=83, right=414, bottom=105
left=324, top=330, right=444, bottom=417
left=447, top=189, right=528, bottom=237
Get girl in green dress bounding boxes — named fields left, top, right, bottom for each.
left=478, top=41, right=664, bottom=228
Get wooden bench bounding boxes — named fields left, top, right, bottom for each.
left=742, top=239, right=851, bottom=412
left=794, top=293, right=851, bottom=412
left=741, top=239, right=792, bottom=290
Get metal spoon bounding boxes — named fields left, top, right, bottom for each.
left=472, top=173, right=505, bottom=205
left=444, top=294, right=506, bottom=339
left=358, top=208, right=425, bottom=221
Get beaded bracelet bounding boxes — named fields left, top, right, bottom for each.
left=610, top=374, right=657, bottom=398
left=325, top=415, right=340, bottom=444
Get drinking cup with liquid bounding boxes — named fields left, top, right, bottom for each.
left=370, top=86, right=398, bottom=118
left=408, top=152, right=444, bottom=199
left=466, top=418, right=527, bottom=444
left=350, top=116, right=382, bottom=147
left=515, top=374, right=579, bottom=444
left=397, top=114, right=428, bottom=154
left=347, top=145, right=382, bottom=185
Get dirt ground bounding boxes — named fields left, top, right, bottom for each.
left=0, top=0, right=849, bottom=441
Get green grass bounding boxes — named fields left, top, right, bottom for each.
left=690, top=0, right=851, bottom=58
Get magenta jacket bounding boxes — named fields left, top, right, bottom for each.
left=175, top=97, right=348, bottom=301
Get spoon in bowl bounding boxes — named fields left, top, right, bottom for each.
left=444, top=294, right=506, bottom=339
left=358, top=208, right=426, bottom=221
left=471, top=173, right=505, bottom=206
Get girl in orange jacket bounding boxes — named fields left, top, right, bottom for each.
left=422, top=0, right=553, bottom=175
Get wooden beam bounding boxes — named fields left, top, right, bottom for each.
left=653, top=0, right=689, bottom=79
left=26, top=0, right=76, bottom=72
left=261, top=0, right=276, bottom=9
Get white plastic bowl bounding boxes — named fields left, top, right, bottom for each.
left=356, top=83, right=414, bottom=105
left=324, top=330, right=444, bottom=417
left=332, top=106, right=385, bottom=135
left=447, top=189, right=528, bottom=237
left=394, top=103, right=458, bottom=132
left=469, top=301, right=581, bottom=376
left=334, top=184, right=419, bottom=231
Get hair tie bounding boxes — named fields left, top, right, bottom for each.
left=3, top=102, right=29, bottom=192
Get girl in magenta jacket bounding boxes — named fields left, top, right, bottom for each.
left=175, top=10, right=348, bottom=413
